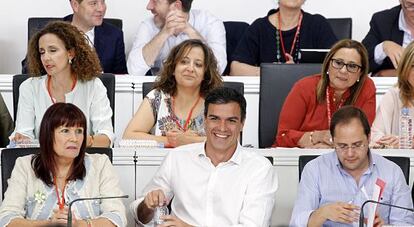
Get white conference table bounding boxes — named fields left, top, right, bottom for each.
left=0, top=147, right=412, bottom=226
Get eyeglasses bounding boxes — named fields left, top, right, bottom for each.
left=331, top=59, right=362, bottom=73
left=334, top=143, right=367, bottom=153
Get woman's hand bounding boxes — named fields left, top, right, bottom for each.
left=374, top=135, right=399, bottom=149
left=50, top=207, right=78, bottom=226
left=311, top=130, right=333, bottom=146
left=11, top=132, right=31, bottom=142
left=166, top=129, right=199, bottom=147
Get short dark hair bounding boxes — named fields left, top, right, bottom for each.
left=329, top=105, right=370, bottom=138
left=32, top=103, right=87, bottom=186
left=204, top=87, right=246, bottom=122
left=168, top=0, right=193, bottom=12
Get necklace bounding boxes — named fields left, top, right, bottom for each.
left=171, top=95, right=201, bottom=132
left=47, top=75, right=77, bottom=103
left=275, top=11, right=303, bottom=63
left=325, top=86, right=347, bottom=126
left=53, top=176, right=67, bottom=210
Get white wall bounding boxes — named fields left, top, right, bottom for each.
left=0, top=0, right=399, bottom=74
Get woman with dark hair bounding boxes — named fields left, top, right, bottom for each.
left=10, top=21, right=113, bottom=147
left=0, top=103, right=126, bottom=226
left=274, top=39, right=376, bottom=148
left=371, top=41, right=414, bottom=148
left=123, top=39, right=223, bottom=147
left=230, top=0, right=337, bottom=76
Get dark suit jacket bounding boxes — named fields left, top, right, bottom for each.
left=362, top=5, right=403, bottom=75
left=22, top=15, right=128, bottom=74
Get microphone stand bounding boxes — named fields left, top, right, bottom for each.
left=67, top=195, right=129, bottom=227
left=359, top=199, right=414, bottom=227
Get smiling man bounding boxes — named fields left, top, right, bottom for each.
left=130, top=87, right=278, bottom=227
left=67, top=0, right=127, bottom=74
left=127, top=0, right=226, bottom=76
left=290, top=106, right=414, bottom=226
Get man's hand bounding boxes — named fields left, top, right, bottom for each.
left=144, top=189, right=167, bottom=209
left=162, top=10, right=188, bottom=36
left=383, top=41, right=404, bottom=69
left=310, top=202, right=359, bottom=225
left=159, top=215, right=193, bottom=227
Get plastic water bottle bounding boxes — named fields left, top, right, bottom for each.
left=399, top=107, right=413, bottom=149
left=153, top=205, right=169, bottom=226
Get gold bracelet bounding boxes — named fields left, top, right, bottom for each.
left=309, top=131, right=315, bottom=145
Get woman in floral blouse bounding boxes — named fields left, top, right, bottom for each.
left=123, top=39, right=223, bottom=147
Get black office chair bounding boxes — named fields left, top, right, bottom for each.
left=28, top=17, right=123, bottom=41
left=1, top=147, right=112, bottom=199
left=223, top=21, right=249, bottom=75
left=12, top=73, right=115, bottom=127
left=258, top=63, right=322, bottom=148
left=298, top=155, right=410, bottom=184
left=327, top=18, right=352, bottom=40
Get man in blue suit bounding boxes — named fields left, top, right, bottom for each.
left=22, top=0, right=127, bottom=74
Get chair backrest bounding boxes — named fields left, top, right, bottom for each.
left=12, top=73, right=115, bottom=127
left=298, top=155, right=410, bottom=184
left=258, top=63, right=322, bottom=148
left=223, top=21, right=249, bottom=75
left=28, top=17, right=123, bottom=41
left=142, top=81, right=244, bottom=98
left=327, top=18, right=352, bottom=40
left=1, top=147, right=112, bottom=199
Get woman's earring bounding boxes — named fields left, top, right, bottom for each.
left=69, top=58, right=72, bottom=64
left=357, top=78, right=360, bottom=82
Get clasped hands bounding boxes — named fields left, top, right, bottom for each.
left=162, top=9, right=193, bottom=37
left=144, top=189, right=193, bottom=227
left=166, top=129, right=198, bottom=148
left=50, top=207, right=79, bottom=226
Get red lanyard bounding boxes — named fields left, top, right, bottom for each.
left=278, top=12, right=303, bottom=62
left=53, top=176, right=67, bottom=210
left=326, top=86, right=347, bottom=126
left=171, top=96, right=201, bottom=132
left=47, top=75, right=77, bottom=104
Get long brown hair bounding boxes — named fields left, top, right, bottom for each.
left=397, top=41, right=414, bottom=107
left=316, top=39, right=369, bottom=104
left=32, top=103, right=87, bottom=186
left=153, top=39, right=223, bottom=97
left=27, top=21, right=102, bottom=81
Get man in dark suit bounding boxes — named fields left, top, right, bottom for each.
left=362, top=1, right=414, bottom=77
left=22, top=0, right=127, bottom=74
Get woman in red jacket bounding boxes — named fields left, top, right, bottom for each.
left=274, top=39, right=376, bottom=148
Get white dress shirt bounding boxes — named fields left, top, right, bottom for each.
left=11, top=75, right=114, bottom=143
left=127, top=9, right=227, bottom=76
left=130, top=142, right=278, bottom=227
left=374, top=9, right=414, bottom=64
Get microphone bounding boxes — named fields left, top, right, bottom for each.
left=67, top=195, right=129, bottom=227
left=359, top=199, right=414, bottom=227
